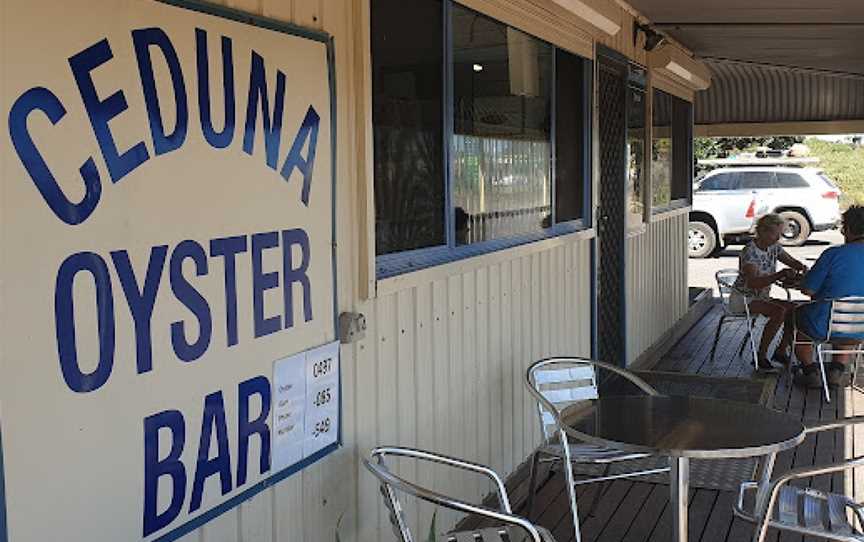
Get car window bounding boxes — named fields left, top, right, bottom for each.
left=737, top=171, right=777, bottom=189
left=698, top=172, right=738, bottom=191
left=775, top=172, right=810, bottom=188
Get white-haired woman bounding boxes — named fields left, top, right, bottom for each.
left=732, top=213, right=808, bottom=372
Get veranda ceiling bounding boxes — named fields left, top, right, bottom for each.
left=626, top=0, right=864, bottom=134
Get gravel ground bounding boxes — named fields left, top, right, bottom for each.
left=688, top=229, right=845, bottom=298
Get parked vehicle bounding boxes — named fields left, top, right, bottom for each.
left=689, top=166, right=842, bottom=258
left=689, top=180, right=764, bottom=259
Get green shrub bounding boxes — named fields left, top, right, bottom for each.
left=805, top=138, right=864, bottom=207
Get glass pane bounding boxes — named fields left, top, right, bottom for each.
left=699, top=172, right=738, bottom=191
left=372, top=0, right=445, bottom=255
left=776, top=172, right=810, bottom=188
left=651, top=89, right=672, bottom=209
left=452, top=5, right=552, bottom=245
left=671, top=98, right=693, bottom=201
left=738, top=171, right=777, bottom=190
left=555, top=49, right=586, bottom=224
left=626, top=87, right=646, bottom=229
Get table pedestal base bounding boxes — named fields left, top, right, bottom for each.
left=671, top=457, right=690, bottom=542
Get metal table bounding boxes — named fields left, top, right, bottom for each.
left=559, top=395, right=806, bottom=542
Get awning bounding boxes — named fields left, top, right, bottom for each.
left=625, top=0, right=864, bottom=134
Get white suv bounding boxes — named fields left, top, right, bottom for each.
left=689, top=167, right=842, bottom=258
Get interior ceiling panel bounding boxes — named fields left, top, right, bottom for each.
left=626, top=0, right=864, bottom=126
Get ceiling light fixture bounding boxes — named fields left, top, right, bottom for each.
left=472, top=63, right=484, bottom=72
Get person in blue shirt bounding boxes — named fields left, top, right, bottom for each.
left=794, top=205, right=864, bottom=388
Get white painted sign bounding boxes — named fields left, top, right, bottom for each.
left=0, top=1, right=336, bottom=541
left=271, top=341, right=340, bottom=471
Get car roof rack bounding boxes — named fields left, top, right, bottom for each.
left=697, top=157, right=820, bottom=168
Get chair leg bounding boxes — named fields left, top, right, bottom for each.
left=525, top=450, right=542, bottom=519
left=710, top=315, right=726, bottom=363
left=817, top=344, right=831, bottom=403
left=585, top=463, right=612, bottom=518
left=560, top=430, right=583, bottom=542
left=852, top=349, right=864, bottom=393
left=747, top=318, right=760, bottom=368
left=738, top=328, right=751, bottom=357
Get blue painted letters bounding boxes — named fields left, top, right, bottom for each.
left=143, top=410, right=187, bottom=537
left=55, top=252, right=115, bottom=393
left=8, top=87, right=102, bottom=225
left=69, top=39, right=150, bottom=182
left=170, top=240, right=212, bottom=362
left=236, top=376, right=271, bottom=486
left=243, top=52, right=286, bottom=170
left=196, top=29, right=235, bottom=149
left=112, top=246, right=168, bottom=374
left=133, top=28, right=189, bottom=156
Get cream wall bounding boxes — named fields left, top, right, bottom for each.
left=625, top=212, right=689, bottom=366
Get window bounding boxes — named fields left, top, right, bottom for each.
left=371, top=0, right=445, bottom=255
left=698, top=172, right=737, bottom=191
left=626, top=85, right=646, bottom=230
left=651, top=89, right=672, bottom=209
left=651, top=89, right=693, bottom=213
left=776, top=172, right=810, bottom=188
left=372, top=0, right=591, bottom=275
left=738, top=171, right=777, bottom=190
left=452, top=8, right=552, bottom=244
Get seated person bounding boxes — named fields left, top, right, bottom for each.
left=732, top=214, right=808, bottom=372
left=794, top=205, right=864, bottom=388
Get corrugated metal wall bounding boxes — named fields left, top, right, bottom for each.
left=173, top=0, right=690, bottom=541
left=625, top=213, right=689, bottom=366
left=359, top=239, right=593, bottom=538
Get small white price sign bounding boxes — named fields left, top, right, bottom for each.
left=271, top=341, right=340, bottom=472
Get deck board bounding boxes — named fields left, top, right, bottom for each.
left=452, top=304, right=864, bottom=541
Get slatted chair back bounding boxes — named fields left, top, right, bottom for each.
left=716, top=268, right=742, bottom=315
left=526, top=358, right=659, bottom=443
left=363, top=447, right=554, bottom=542
left=827, top=297, right=864, bottom=342
left=528, top=359, right=598, bottom=441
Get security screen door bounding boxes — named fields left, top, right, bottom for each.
left=596, top=48, right=628, bottom=367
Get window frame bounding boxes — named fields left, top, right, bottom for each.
left=625, top=63, right=649, bottom=235
left=373, top=0, right=594, bottom=279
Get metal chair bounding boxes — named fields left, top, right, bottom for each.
left=734, top=416, right=864, bottom=542
left=363, top=446, right=558, bottom=542
left=524, top=357, right=670, bottom=542
left=793, top=297, right=864, bottom=402
left=712, top=268, right=761, bottom=367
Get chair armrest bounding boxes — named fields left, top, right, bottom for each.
left=369, top=447, right=513, bottom=513
left=589, top=359, right=660, bottom=396
left=363, top=458, right=547, bottom=542
left=804, top=415, right=864, bottom=435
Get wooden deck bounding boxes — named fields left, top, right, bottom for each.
left=466, top=303, right=864, bottom=542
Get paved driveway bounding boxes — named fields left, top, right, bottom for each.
left=688, top=230, right=845, bottom=298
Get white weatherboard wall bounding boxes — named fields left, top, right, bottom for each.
left=625, top=213, right=689, bottom=366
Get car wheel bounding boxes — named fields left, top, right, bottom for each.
left=778, top=211, right=811, bottom=247
left=688, top=221, right=717, bottom=258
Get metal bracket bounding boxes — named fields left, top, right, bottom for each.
left=338, top=312, right=367, bottom=344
